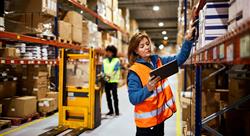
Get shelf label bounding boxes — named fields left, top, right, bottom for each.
left=10, top=60, right=15, bottom=64
left=240, top=34, right=250, bottom=58
left=37, top=61, right=41, bottom=64
left=213, top=47, right=217, bottom=60
left=219, top=44, right=225, bottom=59
left=226, top=43, right=234, bottom=61
left=205, top=51, right=208, bottom=60
left=1, top=60, right=5, bottom=64
left=20, top=60, right=24, bottom=64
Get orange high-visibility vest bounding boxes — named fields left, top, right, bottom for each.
left=129, top=58, right=176, bottom=128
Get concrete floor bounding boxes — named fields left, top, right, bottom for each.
left=0, top=75, right=180, bottom=136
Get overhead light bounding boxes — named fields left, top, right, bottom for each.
left=159, top=44, right=164, bottom=50
left=158, top=22, right=164, bottom=27
left=162, top=31, right=167, bottom=35
left=80, top=11, right=83, bottom=14
left=153, top=5, right=160, bottom=11
left=164, top=36, right=168, bottom=40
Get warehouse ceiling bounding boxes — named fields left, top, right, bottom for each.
left=119, top=0, right=179, bottom=46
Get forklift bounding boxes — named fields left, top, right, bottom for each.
left=39, top=48, right=101, bottom=136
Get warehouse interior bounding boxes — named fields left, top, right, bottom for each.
left=0, top=0, right=250, bottom=136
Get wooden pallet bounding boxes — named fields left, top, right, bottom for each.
left=0, top=112, right=40, bottom=126
left=0, top=120, right=11, bottom=130
left=58, top=37, right=72, bottom=44
left=40, top=109, right=58, bottom=117
left=38, top=34, right=56, bottom=41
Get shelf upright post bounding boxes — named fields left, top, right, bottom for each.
left=195, top=65, right=202, bottom=136
left=54, top=2, right=59, bottom=91
left=183, top=0, right=188, bottom=93
left=0, top=0, right=3, bottom=17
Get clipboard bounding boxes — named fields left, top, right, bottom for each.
left=149, top=59, right=178, bottom=80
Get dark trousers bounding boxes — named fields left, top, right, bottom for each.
left=105, top=83, right=119, bottom=114
left=136, top=122, right=164, bottom=136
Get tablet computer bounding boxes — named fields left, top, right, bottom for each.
left=150, top=59, right=178, bottom=80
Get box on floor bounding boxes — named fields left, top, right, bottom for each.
left=38, top=98, right=57, bottom=113
left=0, top=96, right=37, bottom=118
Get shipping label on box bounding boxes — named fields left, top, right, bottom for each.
left=226, top=43, right=234, bottom=61
left=240, top=34, right=250, bottom=58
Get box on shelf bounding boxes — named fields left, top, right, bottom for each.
left=72, top=25, right=83, bottom=43
left=106, top=7, right=112, bottom=22
left=0, top=104, right=2, bottom=115
left=228, top=0, right=250, bottom=30
left=63, top=11, right=83, bottom=26
left=38, top=98, right=56, bottom=113
left=77, top=0, right=87, bottom=5
left=0, top=17, right=4, bottom=31
left=7, top=0, right=57, bottom=16
left=5, top=13, right=54, bottom=34
left=0, top=48, right=19, bottom=58
left=0, top=80, right=16, bottom=99
left=0, top=96, right=37, bottom=118
left=58, top=21, right=72, bottom=41
left=112, top=0, right=118, bottom=10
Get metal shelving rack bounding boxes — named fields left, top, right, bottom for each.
left=182, top=0, right=250, bottom=135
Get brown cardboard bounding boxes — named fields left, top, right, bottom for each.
left=1, top=96, right=37, bottom=118
left=7, top=0, right=57, bottom=16
left=32, top=88, right=48, bottom=99
left=38, top=98, right=56, bottom=113
left=46, top=92, right=58, bottom=109
left=0, top=104, right=2, bottom=115
left=0, top=48, right=19, bottom=58
left=72, top=25, right=82, bottom=43
left=5, top=13, right=54, bottom=34
left=63, top=11, right=83, bottom=26
left=58, top=21, right=72, bottom=41
left=0, top=80, right=16, bottom=99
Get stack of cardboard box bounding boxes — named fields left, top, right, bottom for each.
left=198, top=2, right=229, bottom=49
left=0, top=96, right=37, bottom=118
left=37, top=91, right=58, bottom=113
left=63, top=11, right=83, bottom=44
left=5, top=0, right=57, bottom=34
left=18, top=65, right=48, bottom=99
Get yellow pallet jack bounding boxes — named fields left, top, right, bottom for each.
left=39, top=48, right=101, bottom=136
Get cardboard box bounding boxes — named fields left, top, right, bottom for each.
left=0, top=48, right=19, bottom=58
left=38, top=98, right=56, bottom=113
left=106, top=7, right=112, bottom=22
left=32, top=88, right=48, bottom=99
left=0, top=104, right=2, bottom=115
left=78, top=0, right=87, bottom=5
left=5, top=13, right=54, bottom=34
left=72, top=25, right=83, bottom=43
left=112, top=0, right=118, bottom=10
left=46, top=91, right=58, bottom=109
left=7, top=0, right=57, bottom=16
left=1, top=96, right=37, bottom=117
left=58, top=21, right=72, bottom=41
left=63, top=11, right=83, bottom=26
left=0, top=80, right=16, bottom=99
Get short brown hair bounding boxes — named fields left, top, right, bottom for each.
left=128, top=32, right=151, bottom=66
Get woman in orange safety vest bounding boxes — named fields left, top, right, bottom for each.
left=127, top=27, right=194, bottom=136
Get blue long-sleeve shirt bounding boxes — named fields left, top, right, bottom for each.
left=127, top=40, right=193, bottom=105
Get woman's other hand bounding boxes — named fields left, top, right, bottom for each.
left=146, top=76, right=161, bottom=91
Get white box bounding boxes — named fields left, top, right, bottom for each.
left=204, top=15, right=228, bottom=24
left=204, top=24, right=227, bottom=35
left=204, top=2, right=229, bottom=15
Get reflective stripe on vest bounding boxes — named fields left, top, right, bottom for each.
left=135, top=98, right=175, bottom=119
left=103, top=58, right=120, bottom=83
left=129, top=58, right=177, bottom=128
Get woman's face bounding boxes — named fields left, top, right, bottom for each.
left=135, top=37, right=151, bottom=58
